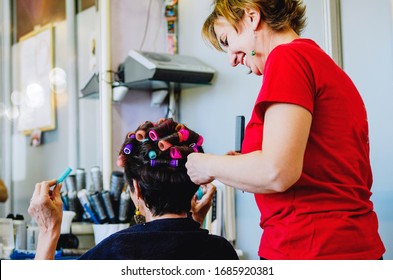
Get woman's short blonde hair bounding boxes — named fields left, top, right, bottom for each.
left=202, top=0, right=307, bottom=51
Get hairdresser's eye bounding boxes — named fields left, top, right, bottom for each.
left=219, top=36, right=228, bottom=48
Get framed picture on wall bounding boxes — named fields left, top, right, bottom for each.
left=17, top=24, right=56, bottom=135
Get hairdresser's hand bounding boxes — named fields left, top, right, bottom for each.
left=226, top=150, right=241, bottom=156
left=191, top=184, right=216, bottom=226
left=28, top=179, right=63, bottom=259
left=186, top=153, right=214, bottom=185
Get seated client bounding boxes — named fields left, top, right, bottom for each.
left=28, top=118, right=239, bottom=260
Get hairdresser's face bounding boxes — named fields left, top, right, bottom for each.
left=214, top=16, right=263, bottom=75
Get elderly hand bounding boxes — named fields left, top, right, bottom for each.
left=191, top=183, right=216, bottom=225
left=28, top=179, right=63, bottom=259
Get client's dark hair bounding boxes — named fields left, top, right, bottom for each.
left=119, top=118, right=204, bottom=216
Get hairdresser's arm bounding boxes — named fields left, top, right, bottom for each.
left=28, top=179, right=63, bottom=260
left=186, top=103, right=312, bottom=194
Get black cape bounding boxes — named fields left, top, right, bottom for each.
left=79, top=218, right=239, bottom=260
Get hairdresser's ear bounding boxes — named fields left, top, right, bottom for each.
left=245, top=8, right=261, bottom=30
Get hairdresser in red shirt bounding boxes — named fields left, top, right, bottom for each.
left=185, top=0, right=385, bottom=260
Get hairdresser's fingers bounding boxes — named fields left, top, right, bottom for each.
left=226, top=150, right=241, bottom=156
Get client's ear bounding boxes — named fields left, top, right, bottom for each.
left=132, top=179, right=141, bottom=199
left=116, top=154, right=126, bottom=167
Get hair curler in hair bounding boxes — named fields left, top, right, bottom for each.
left=190, top=143, right=203, bottom=153
left=150, top=159, right=179, bottom=168
left=175, top=123, right=184, bottom=131
left=135, top=121, right=154, bottom=141
left=177, top=126, right=204, bottom=146
left=148, top=150, right=157, bottom=159
left=170, top=146, right=197, bottom=159
left=148, top=118, right=177, bottom=141
left=158, top=131, right=184, bottom=151
left=123, top=144, right=133, bottom=155
left=127, top=132, right=136, bottom=139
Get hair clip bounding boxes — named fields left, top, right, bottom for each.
left=141, top=138, right=149, bottom=143
left=123, top=144, right=133, bottom=155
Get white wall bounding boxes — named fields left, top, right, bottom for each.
left=340, top=0, right=393, bottom=260
left=178, top=0, right=393, bottom=259
left=0, top=0, right=4, bottom=216
left=77, top=7, right=101, bottom=176
left=9, top=21, right=71, bottom=219
left=110, top=0, right=168, bottom=173
left=77, top=1, right=168, bottom=186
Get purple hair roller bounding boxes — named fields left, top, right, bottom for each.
left=190, top=143, right=203, bottom=153
left=169, top=159, right=178, bottom=167
left=150, top=159, right=178, bottom=167
left=123, top=144, right=133, bottom=155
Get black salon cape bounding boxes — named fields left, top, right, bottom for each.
left=78, top=218, right=239, bottom=260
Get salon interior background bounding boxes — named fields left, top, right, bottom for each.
left=1, top=0, right=392, bottom=260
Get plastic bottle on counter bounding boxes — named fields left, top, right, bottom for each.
left=14, top=214, right=27, bottom=250
left=26, top=219, right=39, bottom=251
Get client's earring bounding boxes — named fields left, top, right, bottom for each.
left=251, top=50, right=255, bottom=56
left=134, top=204, right=145, bottom=224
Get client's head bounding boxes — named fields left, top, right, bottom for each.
left=119, top=118, right=204, bottom=217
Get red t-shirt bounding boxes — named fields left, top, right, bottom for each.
left=242, top=39, right=385, bottom=259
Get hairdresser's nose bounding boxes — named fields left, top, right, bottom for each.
left=228, top=50, right=240, bottom=67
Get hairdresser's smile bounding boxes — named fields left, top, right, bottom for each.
left=242, top=54, right=248, bottom=68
